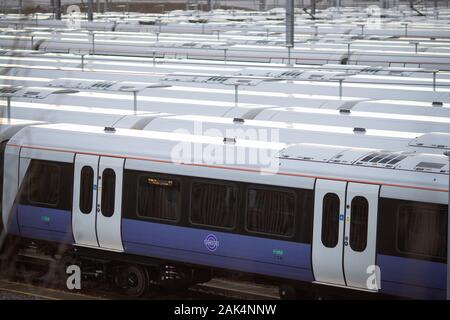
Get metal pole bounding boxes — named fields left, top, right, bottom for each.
left=133, top=91, right=137, bottom=114
left=55, top=0, right=61, bottom=20
left=6, top=96, right=11, bottom=121
left=88, top=0, right=94, bottom=21
left=339, top=79, right=343, bottom=99
left=234, top=85, right=238, bottom=105
left=402, top=23, right=408, bottom=37
left=410, top=41, right=419, bottom=54
left=90, top=32, right=95, bottom=54
left=287, top=46, right=292, bottom=65
left=311, top=0, right=316, bottom=15
left=286, top=0, right=294, bottom=66
left=224, top=48, right=228, bottom=63
left=81, top=54, right=85, bottom=71
left=433, top=71, right=437, bottom=91
left=286, top=0, right=294, bottom=48
left=445, top=151, right=450, bottom=300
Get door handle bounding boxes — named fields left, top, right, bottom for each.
left=344, top=236, right=349, bottom=246
left=97, top=204, right=101, bottom=213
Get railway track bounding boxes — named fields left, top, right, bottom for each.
left=0, top=252, right=280, bottom=300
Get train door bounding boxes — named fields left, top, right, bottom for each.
left=312, top=180, right=347, bottom=286
left=72, top=154, right=99, bottom=247
left=343, top=182, right=380, bottom=290
left=72, top=155, right=124, bottom=252
left=312, top=180, right=380, bottom=291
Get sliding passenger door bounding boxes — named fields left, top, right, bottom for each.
left=343, top=182, right=380, bottom=290
left=312, top=179, right=347, bottom=286
left=72, top=154, right=99, bottom=247
left=312, top=180, right=380, bottom=291
left=96, top=157, right=124, bottom=252
left=72, top=155, right=124, bottom=252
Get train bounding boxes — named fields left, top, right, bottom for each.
left=1, top=34, right=448, bottom=70
left=0, top=122, right=448, bottom=299
left=0, top=6, right=449, bottom=300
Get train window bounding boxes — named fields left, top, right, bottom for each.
left=190, top=181, right=237, bottom=229
left=29, top=161, right=61, bottom=206
left=321, top=193, right=340, bottom=248
left=397, top=204, right=447, bottom=259
left=137, top=175, right=181, bottom=221
left=101, top=169, right=116, bottom=217
left=349, top=196, right=369, bottom=252
left=79, top=166, right=94, bottom=214
left=246, top=187, right=295, bottom=237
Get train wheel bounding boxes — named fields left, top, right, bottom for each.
left=120, top=265, right=149, bottom=298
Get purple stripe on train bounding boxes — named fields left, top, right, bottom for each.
left=377, top=254, right=446, bottom=299
left=122, top=218, right=313, bottom=282
left=15, top=205, right=74, bottom=244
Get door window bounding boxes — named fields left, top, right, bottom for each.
left=321, top=193, right=340, bottom=248
left=350, top=196, right=369, bottom=252
left=101, top=169, right=116, bottom=217
left=79, top=166, right=94, bottom=214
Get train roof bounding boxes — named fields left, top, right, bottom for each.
left=10, top=123, right=450, bottom=178
left=143, top=114, right=450, bottom=153
left=0, top=118, right=45, bottom=142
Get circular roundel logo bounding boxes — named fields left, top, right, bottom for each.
left=204, top=234, right=219, bottom=252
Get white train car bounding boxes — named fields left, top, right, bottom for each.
left=252, top=106, right=450, bottom=133
left=3, top=29, right=450, bottom=69
left=0, top=100, right=170, bottom=129
left=0, top=51, right=448, bottom=105
left=1, top=123, right=448, bottom=299
left=142, top=114, right=450, bottom=154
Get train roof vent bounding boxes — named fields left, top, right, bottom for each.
left=161, top=75, right=198, bottom=83
left=408, top=133, right=450, bottom=150
left=90, top=81, right=115, bottom=89
left=278, top=70, right=304, bottom=79
left=394, top=154, right=449, bottom=174
left=0, top=87, right=60, bottom=99
left=48, top=78, right=117, bottom=90
left=181, top=42, right=197, bottom=47
left=278, top=144, right=353, bottom=163
left=305, top=73, right=326, bottom=81
left=432, top=101, right=443, bottom=107
left=278, top=144, right=375, bottom=164
left=354, top=151, right=413, bottom=168
left=233, top=67, right=299, bottom=79
left=221, top=78, right=263, bottom=86
left=206, top=76, right=230, bottom=83
left=360, top=66, right=383, bottom=74
left=0, top=86, right=22, bottom=96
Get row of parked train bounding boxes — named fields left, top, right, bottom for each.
left=0, top=6, right=449, bottom=299
left=1, top=5, right=450, bottom=69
